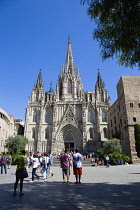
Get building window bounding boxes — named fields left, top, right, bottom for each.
left=45, top=129, right=49, bottom=139
left=88, top=109, right=94, bottom=123
left=130, top=103, right=133, bottom=108
left=89, top=94, right=92, bottom=102
left=45, top=110, right=52, bottom=123
left=133, top=117, right=136, bottom=122
left=89, top=128, right=93, bottom=139
left=138, top=103, right=140, bottom=108
left=117, top=105, right=121, bottom=111
left=36, top=92, right=39, bottom=102
left=32, top=128, right=35, bottom=139
left=111, top=119, right=112, bottom=127
left=59, top=81, right=62, bottom=97
left=33, top=110, right=37, bottom=122
left=103, top=128, right=107, bottom=138
left=102, top=110, right=107, bottom=122
left=111, top=130, right=113, bottom=137
left=114, top=116, right=116, bottom=124
left=115, top=126, right=117, bottom=134
left=68, top=79, right=72, bottom=94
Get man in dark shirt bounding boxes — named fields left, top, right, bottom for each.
left=60, top=149, right=71, bottom=183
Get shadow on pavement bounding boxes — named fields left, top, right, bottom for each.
left=0, top=180, right=140, bottom=210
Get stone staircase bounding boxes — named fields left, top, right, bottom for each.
left=53, top=158, right=93, bottom=167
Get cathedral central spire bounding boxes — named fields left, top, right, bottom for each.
left=65, top=37, right=76, bottom=76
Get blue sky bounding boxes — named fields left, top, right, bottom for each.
left=0, top=0, right=139, bottom=121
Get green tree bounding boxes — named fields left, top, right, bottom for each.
left=98, top=138, right=122, bottom=157
left=81, top=0, right=140, bottom=68
left=4, top=135, right=28, bottom=155
left=134, top=124, right=140, bottom=158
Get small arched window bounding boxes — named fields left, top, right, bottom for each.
left=33, top=110, right=37, bottom=122
left=88, top=109, right=94, bottom=123
left=133, top=117, right=136, bottom=122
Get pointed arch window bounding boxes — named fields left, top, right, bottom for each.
left=103, top=128, right=107, bottom=138
left=32, top=128, right=36, bottom=139
left=59, top=81, right=62, bottom=97
left=45, top=110, right=52, bottom=123
left=88, top=109, right=94, bottom=123
left=89, top=128, right=93, bottom=139
left=102, top=109, right=107, bottom=122
left=33, top=110, right=37, bottom=122
left=89, top=94, right=92, bottom=102
left=68, top=79, right=72, bottom=94
left=45, top=128, right=49, bottom=140
left=36, top=90, right=39, bottom=102
left=77, top=83, right=80, bottom=96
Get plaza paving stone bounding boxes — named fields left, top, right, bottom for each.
left=0, top=164, right=140, bottom=210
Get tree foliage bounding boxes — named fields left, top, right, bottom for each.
left=4, top=135, right=28, bottom=155
left=98, top=138, right=122, bottom=157
left=134, top=124, right=140, bottom=158
left=81, top=0, right=140, bottom=68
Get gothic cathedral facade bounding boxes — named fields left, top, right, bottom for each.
left=24, top=38, right=110, bottom=154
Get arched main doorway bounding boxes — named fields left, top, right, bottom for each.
left=60, top=124, right=82, bottom=152
left=64, top=133, right=74, bottom=152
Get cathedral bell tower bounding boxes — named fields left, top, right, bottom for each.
left=31, top=69, right=44, bottom=103
left=25, top=69, right=45, bottom=153
left=56, top=37, right=84, bottom=102
left=95, top=69, right=110, bottom=104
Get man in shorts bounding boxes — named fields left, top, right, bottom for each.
left=73, top=148, right=82, bottom=184
left=60, top=149, right=71, bottom=184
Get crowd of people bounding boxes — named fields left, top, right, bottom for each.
left=1, top=149, right=109, bottom=196
left=10, top=148, right=82, bottom=195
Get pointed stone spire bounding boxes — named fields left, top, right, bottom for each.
left=48, top=82, right=54, bottom=92
left=35, top=69, right=44, bottom=88
left=95, top=69, right=103, bottom=88
left=65, top=37, right=76, bottom=76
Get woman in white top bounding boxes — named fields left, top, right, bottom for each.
left=41, top=152, right=49, bottom=180
left=31, top=154, right=40, bottom=181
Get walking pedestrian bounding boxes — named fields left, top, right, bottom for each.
left=31, top=154, right=40, bottom=181
left=7, top=155, right=12, bottom=169
left=73, top=148, right=82, bottom=184
left=41, top=152, right=50, bottom=180
left=60, top=149, right=71, bottom=183
left=13, top=150, right=28, bottom=196
left=1, top=152, right=8, bottom=174
left=48, top=153, right=54, bottom=177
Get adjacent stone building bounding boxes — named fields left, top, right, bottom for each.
left=108, top=76, right=140, bottom=163
left=0, top=108, right=15, bottom=153
left=24, top=38, right=110, bottom=154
